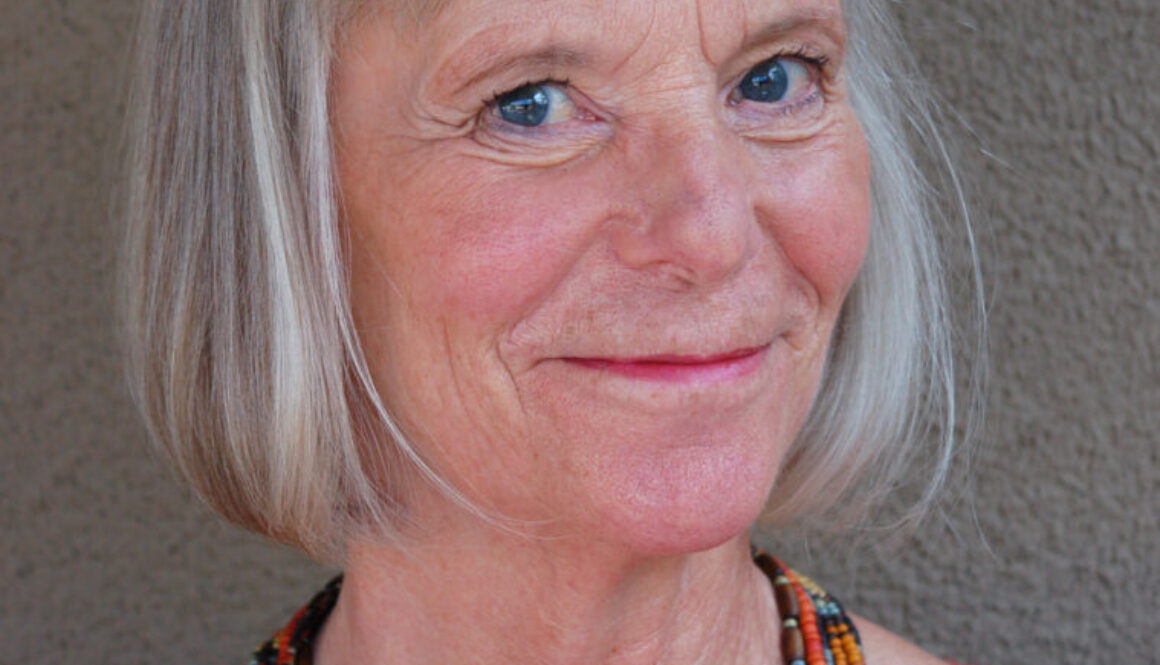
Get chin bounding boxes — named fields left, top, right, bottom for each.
left=581, top=431, right=780, bottom=558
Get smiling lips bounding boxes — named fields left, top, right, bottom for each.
left=565, top=346, right=769, bottom=383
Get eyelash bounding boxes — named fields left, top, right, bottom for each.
left=776, top=47, right=832, bottom=75
left=482, top=77, right=570, bottom=107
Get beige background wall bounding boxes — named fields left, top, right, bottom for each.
left=3, top=1, right=1156, bottom=663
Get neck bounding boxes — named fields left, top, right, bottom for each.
left=316, top=529, right=782, bottom=665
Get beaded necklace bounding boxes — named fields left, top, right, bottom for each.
left=250, top=548, right=865, bottom=665
left=752, top=547, right=864, bottom=665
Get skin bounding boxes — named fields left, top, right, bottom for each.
left=322, top=0, right=946, bottom=662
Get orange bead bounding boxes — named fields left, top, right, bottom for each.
left=843, top=635, right=863, bottom=664
left=831, top=644, right=848, bottom=665
left=794, top=584, right=816, bottom=624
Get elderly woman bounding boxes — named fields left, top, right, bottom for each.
left=123, top=0, right=979, bottom=663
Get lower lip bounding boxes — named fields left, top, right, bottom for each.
left=565, top=347, right=769, bottom=384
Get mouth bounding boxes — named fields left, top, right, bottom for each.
left=562, top=345, right=770, bottom=384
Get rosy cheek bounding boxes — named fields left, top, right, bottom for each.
left=759, top=134, right=871, bottom=308
left=411, top=166, right=610, bottom=324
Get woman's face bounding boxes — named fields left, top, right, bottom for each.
left=333, top=0, right=869, bottom=554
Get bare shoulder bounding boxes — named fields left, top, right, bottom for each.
left=852, top=614, right=950, bottom=665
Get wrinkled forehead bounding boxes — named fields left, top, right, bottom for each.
left=339, top=0, right=450, bottom=28
left=348, top=0, right=842, bottom=38
left=342, top=0, right=845, bottom=74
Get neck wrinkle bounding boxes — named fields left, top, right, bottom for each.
left=315, top=533, right=783, bottom=665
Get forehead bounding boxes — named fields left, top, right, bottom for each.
left=368, top=0, right=844, bottom=66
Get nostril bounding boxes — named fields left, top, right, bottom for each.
left=655, top=262, right=699, bottom=290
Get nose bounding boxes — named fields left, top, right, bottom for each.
left=610, top=118, right=759, bottom=289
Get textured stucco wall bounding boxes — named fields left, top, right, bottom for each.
left=3, top=1, right=1156, bottom=664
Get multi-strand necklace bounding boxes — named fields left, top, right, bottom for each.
left=752, top=547, right=864, bottom=665
left=252, top=548, right=865, bottom=665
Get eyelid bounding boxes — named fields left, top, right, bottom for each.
left=484, top=78, right=564, bottom=108
left=727, top=43, right=834, bottom=88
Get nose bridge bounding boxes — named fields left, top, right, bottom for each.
left=614, top=111, right=757, bottom=287
left=653, top=117, right=743, bottom=222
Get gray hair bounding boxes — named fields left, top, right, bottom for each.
left=767, top=0, right=985, bottom=531
left=121, top=0, right=984, bottom=561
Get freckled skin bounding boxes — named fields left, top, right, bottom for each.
left=334, top=0, right=869, bottom=555
left=318, top=2, right=955, bottom=665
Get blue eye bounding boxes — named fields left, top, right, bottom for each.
left=491, top=82, right=576, bottom=128
left=736, top=57, right=810, bottom=103
left=496, top=83, right=551, bottom=126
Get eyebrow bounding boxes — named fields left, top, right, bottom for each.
left=464, top=48, right=584, bottom=93
left=431, top=31, right=586, bottom=99
left=734, top=9, right=845, bottom=57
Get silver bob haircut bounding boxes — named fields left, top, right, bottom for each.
left=122, top=0, right=983, bottom=561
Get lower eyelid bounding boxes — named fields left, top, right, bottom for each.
left=729, top=91, right=827, bottom=138
left=468, top=125, right=613, bottom=167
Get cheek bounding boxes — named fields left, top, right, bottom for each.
left=402, top=164, right=611, bottom=328
left=759, top=128, right=871, bottom=310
